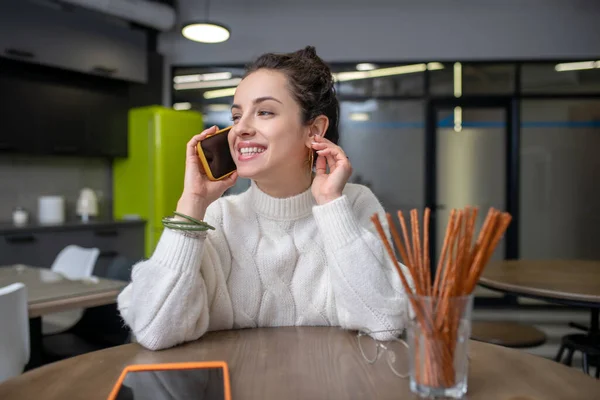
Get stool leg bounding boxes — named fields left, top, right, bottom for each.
left=582, top=353, right=589, bottom=375
left=564, top=348, right=575, bottom=366
left=555, top=344, right=566, bottom=362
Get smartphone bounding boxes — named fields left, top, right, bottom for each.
left=197, top=126, right=237, bottom=181
left=107, top=362, right=231, bottom=400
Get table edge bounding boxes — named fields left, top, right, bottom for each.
left=28, top=289, right=123, bottom=318
left=478, top=277, right=600, bottom=306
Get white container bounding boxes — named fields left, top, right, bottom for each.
left=76, top=188, right=99, bottom=222
left=12, top=207, right=29, bottom=226
left=38, top=196, right=65, bottom=225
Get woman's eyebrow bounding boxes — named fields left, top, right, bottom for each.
left=231, top=96, right=283, bottom=111
left=254, top=96, right=283, bottom=105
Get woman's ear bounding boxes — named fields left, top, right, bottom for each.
left=306, top=115, right=329, bottom=143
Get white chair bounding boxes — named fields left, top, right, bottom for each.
left=0, top=283, right=29, bottom=383
left=50, top=245, right=100, bottom=280
left=42, top=245, right=100, bottom=335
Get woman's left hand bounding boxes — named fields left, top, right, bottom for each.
left=311, top=135, right=353, bottom=205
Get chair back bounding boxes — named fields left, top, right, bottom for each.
left=43, top=245, right=100, bottom=335
left=51, top=245, right=100, bottom=279
left=0, top=283, right=29, bottom=383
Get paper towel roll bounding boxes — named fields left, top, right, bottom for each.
left=38, top=196, right=65, bottom=225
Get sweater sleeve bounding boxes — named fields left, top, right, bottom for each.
left=117, top=201, right=232, bottom=350
left=312, top=186, right=409, bottom=338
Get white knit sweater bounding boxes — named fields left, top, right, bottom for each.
left=117, top=182, right=408, bottom=350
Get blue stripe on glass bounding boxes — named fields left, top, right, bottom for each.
left=345, top=121, right=600, bottom=129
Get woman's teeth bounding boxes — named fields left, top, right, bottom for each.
left=240, top=147, right=265, bottom=155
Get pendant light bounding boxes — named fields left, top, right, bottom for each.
left=182, top=0, right=230, bottom=44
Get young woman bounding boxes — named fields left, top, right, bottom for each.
left=118, top=46, right=408, bottom=350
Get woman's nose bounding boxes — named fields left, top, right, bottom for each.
left=233, top=117, right=256, bottom=138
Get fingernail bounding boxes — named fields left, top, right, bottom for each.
left=311, top=142, right=318, bottom=145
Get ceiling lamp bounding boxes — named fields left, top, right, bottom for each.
left=356, top=63, right=377, bottom=71
left=555, top=61, right=600, bottom=72
left=182, top=0, right=230, bottom=43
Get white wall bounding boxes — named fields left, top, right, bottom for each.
left=160, top=0, right=600, bottom=66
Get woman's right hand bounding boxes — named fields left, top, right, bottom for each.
left=176, top=126, right=238, bottom=220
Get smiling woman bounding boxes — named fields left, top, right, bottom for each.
left=117, top=46, right=409, bottom=351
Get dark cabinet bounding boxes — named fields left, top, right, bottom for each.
left=0, top=230, right=88, bottom=267
left=83, top=90, right=129, bottom=157
left=0, top=233, right=42, bottom=266
left=0, top=0, right=147, bottom=84
left=0, top=59, right=129, bottom=157
left=0, top=74, right=40, bottom=153
left=35, top=83, right=87, bottom=155
left=0, top=221, right=146, bottom=274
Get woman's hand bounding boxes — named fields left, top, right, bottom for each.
left=310, top=135, right=353, bottom=205
left=177, top=126, right=238, bottom=220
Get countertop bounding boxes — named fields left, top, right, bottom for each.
left=0, top=219, right=146, bottom=234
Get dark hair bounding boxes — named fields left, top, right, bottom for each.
left=244, top=46, right=340, bottom=146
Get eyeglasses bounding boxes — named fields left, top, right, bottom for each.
left=356, top=329, right=409, bottom=378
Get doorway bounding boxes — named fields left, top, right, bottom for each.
left=425, top=98, right=519, bottom=299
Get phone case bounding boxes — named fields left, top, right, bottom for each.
left=107, top=361, right=232, bottom=400
left=196, top=126, right=237, bottom=181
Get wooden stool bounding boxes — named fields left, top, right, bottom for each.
left=471, top=321, right=547, bottom=348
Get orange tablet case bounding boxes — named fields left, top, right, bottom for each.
left=107, top=361, right=232, bottom=400
left=196, top=126, right=237, bottom=181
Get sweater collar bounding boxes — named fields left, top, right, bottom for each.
left=249, top=180, right=316, bottom=220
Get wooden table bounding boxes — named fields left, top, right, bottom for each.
left=479, top=260, right=600, bottom=333
left=0, top=327, right=597, bottom=399
left=0, top=265, right=126, bottom=318
left=479, top=260, right=600, bottom=306
left=0, top=265, right=127, bottom=368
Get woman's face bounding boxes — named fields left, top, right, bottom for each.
left=228, top=69, right=308, bottom=180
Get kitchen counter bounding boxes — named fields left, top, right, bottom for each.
left=0, top=219, right=147, bottom=270
left=0, top=219, right=146, bottom=235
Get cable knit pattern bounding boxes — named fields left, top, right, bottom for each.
left=118, top=182, right=408, bottom=350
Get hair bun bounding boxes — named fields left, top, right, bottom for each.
left=296, top=46, right=333, bottom=89
left=297, top=46, right=318, bottom=59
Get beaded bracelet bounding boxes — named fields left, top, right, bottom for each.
left=161, top=211, right=215, bottom=232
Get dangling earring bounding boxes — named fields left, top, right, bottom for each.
left=307, top=148, right=314, bottom=179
